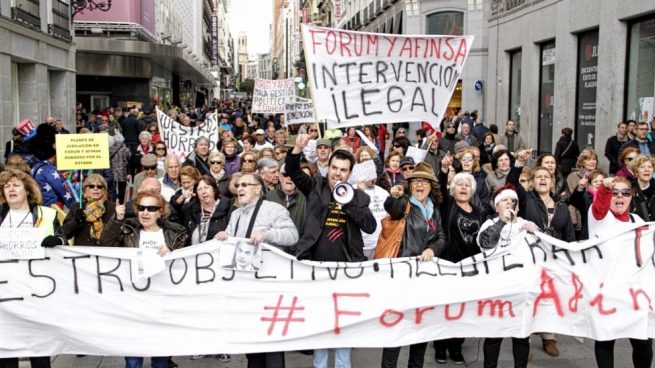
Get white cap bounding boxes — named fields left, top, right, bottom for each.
left=494, top=188, right=518, bottom=207
left=255, top=129, right=265, bottom=135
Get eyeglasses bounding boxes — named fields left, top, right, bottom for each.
left=447, top=125, right=455, bottom=129
left=309, top=129, right=317, bottom=132
left=156, top=147, right=166, bottom=151
left=519, top=179, right=529, bottom=183
left=411, top=179, right=430, bottom=186
left=243, top=158, right=256, bottom=163
left=627, top=156, right=636, bottom=161
left=210, top=160, right=223, bottom=165
left=611, top=189, right=632, bottom=197
left=86, top=184, right=104, bottom=190
left=144, top=165, right=157, bottom=171
left=393, top=144, right=401, bottom=148
left=460, top=156, right=473, bottom=162
left=401, top=166, right=415, bottom=172
left=637, top=127, right=649, bottom=131
left=234, top=182, right=259, bottom=189
left=137, top=204, right=161, bottom=213
left=149, top=130, right=157, bottom=133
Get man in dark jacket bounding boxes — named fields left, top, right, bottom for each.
left=120, top=108, right=143, bottom=150
left=604, top=121, right=628, bottom=175
left=285, top=133, right=376, bottom=368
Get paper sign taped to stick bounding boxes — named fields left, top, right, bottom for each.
left=56, top=133, right=110, bottom=170
left=156, top=108, right=218, bottom=160
left=285, top=97, right=315, bottom=124
left=0, top=228, right=45, bottom=260
left=1, top=226, right=655, bottom=358
left=406, top=146, right=428, bottom=163
left=252, top=78, right=296, bottom=114
left=348, top=160, right=378, bottom=185
left=302, top=25, right=474, bottom=129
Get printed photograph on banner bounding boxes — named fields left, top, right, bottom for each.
left=252, top=78, right=296, bottom=114
left=302, top=25, right=474, bottom=130
left=219, top=238, right=262, bottom=272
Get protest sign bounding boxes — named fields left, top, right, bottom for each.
left=285, top=97, right=315, bottom=124
left=348, top=160, right=378, bottom=185
left=156, top=108, right=218, bottom=160
left=302, top=25, right=474, bottom=129
left=1, top=226, right=654, bottom=358
left=252, top=78, right=296, bottom=114
left=0, top=228, right=45, bottom=260
left=406, top=146, right=428, bottom=163
left=56, top=134, right=110, bottom=170
left=356, top=130, right=379, bottom=153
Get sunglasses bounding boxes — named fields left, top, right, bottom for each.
left=393, top=144, right=401, bottom=148
left=243, top=158, right=256, bottom=163
left=137, top=204, right=161, bottom=213
left=143, top=165, right=157, bottom=171
left=210, top=160, right=223, bottom=165
left=611, top=189, right=632, bottom=197
left=86, top=184, right=104, bottom=190
left=401, top=166, right=415, bottom=172
left=627, top=156, right=636, bottom=161
left=149, top=130, right=157, bottom=133
left=234, top=182, right=259, bottom=189
left=460, top=156, right=473, bottom=162
left=309, top=129, right=318, bottom=132
left=156, top=147, right=166, bottom=151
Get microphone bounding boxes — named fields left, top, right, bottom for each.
left=509, top=199, right=517, bottom=220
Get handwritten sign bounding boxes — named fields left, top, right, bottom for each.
left=56, top=133, right=110, bottom=170
left=252, top=78, right=296, bottom=114
left=0, top=228, right=45, bottom=260
left=406, top=146, right=428, bottom=163
left=285, top=97, right=315, bottom=124
left=348, top=160, right=378, bottom=185
left=302, top=25, right=474, bottom=129
left=156, top=108, right=218, bottom=160
left=1, top=226, right=654, bottom=358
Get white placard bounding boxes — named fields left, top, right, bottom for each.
left=0, top=227, right=44, bottom=260
left=1, top=226, right=655, bottom=358
left=285, top=97, right=315, bottom=124
left=356, top=130, right=379, bottom=153
left=302, top=25, right=474, bottom=130
left=252, top=78, right=296, bottom=114
left=156, top=107, right=219, bottom=160
left=348, top=160, right=378, bottom=185
left=406, top=146, right=428, bottom=163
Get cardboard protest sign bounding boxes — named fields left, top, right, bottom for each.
left=285, top=97, right=315, bottom=124
left=302, top=25, right=474, bottom=129
left=56, top=134, right=110, bottom=170
left=348, top=160, right=378, bottom=185
left=252, top=78, right=296, bottom=114
left=0, top=228, right=45, bottom=260
left=156, top=108, right=218, bottom=160
left=1, top=226, right=655, bottom=358
left=406, top=146, right=428, bottom=163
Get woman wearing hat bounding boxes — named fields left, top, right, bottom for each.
left=382, top=162, right=447, bottom=368
left=477, top=184, right=538, bottom=368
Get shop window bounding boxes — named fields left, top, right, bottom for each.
left=539, top=41, right=556, bottom=154
left=625, top=16, right=655, bottom=123
left=426, top=11, right=463, bottom=36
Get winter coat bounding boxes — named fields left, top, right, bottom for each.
left=99, top=217, right=188, bottom=250
left=567, top=187, right=594, bottom=240
left=604, top=135, right=628, bottom=175
left=182, top=197, right=232, bottom=243
left=224, top=153, right=241, bottom=177
left=554, top=136, right=580, bottom=177
left=225, top=199, right=299, bottom=247
left=384, top=195, right=446, bottom=258
left=265, top=188, right=307, bottom=237
left=110, top=144, right=131, bottom=182
left=496, top=131, right=526, bottom=153
left=184, top=151, right=211, bottom=176
left=631, top=178, right=655, bottom=221
left=285, top=152, right=376, bottom=262
left=437, top=186, right=482, bottom=263
left=62, top=201, right=117, bottom=245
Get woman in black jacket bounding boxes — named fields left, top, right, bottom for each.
left=554, top=127, right=580, bottom=177
left=382, top=162, right=446, bottom=368
left=182, top=175, right=232, bottom=245
left=629, top=155, right=655, bottom=221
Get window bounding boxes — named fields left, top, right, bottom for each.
left=575, top=30, right=599, bottom=149
left=426, top=11, right=463, bottom=36
left=508, top=49, right=522, bottom=128
left=539, top=41, right=556, bottom=154
left=625, top=16, right=655, bottom=123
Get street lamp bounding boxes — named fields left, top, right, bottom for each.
left=272, top=58, right=279, bottom=80
left=72, top=0, right=113, bottom=18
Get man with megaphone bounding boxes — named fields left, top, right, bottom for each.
left=285, top=133, right=377, bottom=368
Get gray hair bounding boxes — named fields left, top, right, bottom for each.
left=138, top=131, right=152, bottom=140
left=194, top=137, right=210, bottom=148
left=257, top=157, right=279, bottom=173
left=449, top=172, right=477, bottom=197
left=164, top=154, right=180, bottom=169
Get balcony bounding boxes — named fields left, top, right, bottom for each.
left=376, top=0, right=384, bottom=14
left=491, top=0, right=527, bottom=16
left=11, top=0, right=41, bottom=31
left=48, top=24, right=72, bottom=41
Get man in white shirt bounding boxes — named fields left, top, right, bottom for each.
left=253, top=129, right=274, bottom=151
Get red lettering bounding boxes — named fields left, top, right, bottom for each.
left=379, top=309, right=404, bottom=327
left=477, top=299, right=516, bottom=318
left=383, top=36, right=398, bottom=57
left=629, top=288, right=653, bottom=311
left=414, top=306, right=435, bottom=324
left=366, top=35, right=379, bottom=56
left=454, top=38, right=469, bottom=66
left=339, top=31, right=352, bottom=57
left=443, top=37, right=455, bottom=61
left=399, top=38, right=413, bottom=57
left=568, top=272, right=584, bottom=313
left=326, top=31, right=337, bottom=55
left=414, top=38, right=422, bottom=58
left=444, top=303, right=466, bottom=320
left=308, top=29, right=326, bottom=54
left=533, top=269, right=564, bottom=317
left=589, top=283, right=617, bottom=315
left=332, top=292, right=369, bottom=334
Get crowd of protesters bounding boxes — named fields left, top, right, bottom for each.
left=0, top=99, right=653, bottom=368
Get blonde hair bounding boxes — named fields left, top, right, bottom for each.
left=0, top=169, right=42, bottom=207
left=629, top=154, right=654, bottom=174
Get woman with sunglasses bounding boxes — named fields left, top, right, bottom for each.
left=588, top=176, right=652, bottom=368
left=62, top=174, right=116, bottom=245
left=615, top=146, right=640, bottom=180
left=240, top=151, right=258, bottom=174
left=154, top=142, right=167, bottom=172
left=148, top=123, right=161, bottom=143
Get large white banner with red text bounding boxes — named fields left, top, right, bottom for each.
left=302, top=25, right=474, bottom=129
left=0, top=225, right=654, bottom=357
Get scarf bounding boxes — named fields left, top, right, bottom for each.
left=85, top=200, right=106, bottom=240
left=410, top=195, right=436, bottom=231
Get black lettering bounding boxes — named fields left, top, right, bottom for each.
left=581, top=245, right=603, bottom=263
left=460, top=257, right=479, bottom=277
left=528, top=239, right=547, bottom=264
left=342, top=91, right=359, bottom=119
left=551, top=246, right=575, bottom=266
left=404, top=61, right=416, bottom=83
left=358, top=61, right=373, bottom=84
left=96, top=256, right=123, bottom=293
left=375, top=61, right=388, bottom=83
left=343, top=264, right=364, bottom=279
left=502, top=253, right=523, bottom=271
left=410, top=87, right=427, bottom=112
left=387, top=86, right=405, bottom=113
left=28, top=258, right=56, bottom=298
left=130, top=274, right=151, bottom=292
left=169, top=258, right=188, bottom=285
left=195, top=253, right=216, bottom=284
left=222, top=269, right=235, bottom=281
left=390, top=61, right=403, bottom=82
left=320, top=64, right=337, bottom=88
left=0, top=260, right=23, bottom=303
left=415, top=258, right=438, bottom=277
left=437, top=260, right=457, bottom=276
left=64, top=255, right=90, bottom=294
left=390, top=259, right=413, bottom=278
left=361, top=89, right=382, bottom=116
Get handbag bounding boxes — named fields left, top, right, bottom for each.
left=373, top=201, right=411, bottom=259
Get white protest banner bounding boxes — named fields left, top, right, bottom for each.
left=0, top=228, right=45, bottom=260
left=348, top=160, right=378, bottom=185
left=156, top=107, right=218, bottom=160
left=1, top=226, right=655, bottom=358
left=252, top=78, right=296, bottom=114
left=406, top=146, right=428, bottom=163
left=356, top=129, right=379, bottom=153
left=285, top=97, right=315, bottom=124
left=302, top=25, right=474, bottom=129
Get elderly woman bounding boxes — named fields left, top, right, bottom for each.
left=215, top=172, right=298, bottom=368
left=170, top=165, right=201, bottom=215
left=629, top=155, right=655, bottom=221
left=485, top=149, right=522, bottom=196
left=477, top=185, right=538, bottom=368
left=62, top=174, right=116, bottom=245
left=222, top=138, right=241, bottom=176
left=136, top=130, right=153, bottom=155
left=442, top=148, right=494, bottom=220
left=153, top=141, right=167, bottom=172
left=432, top=172, right=483, bottom=364
left=208, top=151, right=226, bottom=182
left=382, top=162, right=447, bottom=368
left=184, top=137, right=211, bottom=176
left=566, top=148, right=599, bottom=237
left=109, top=133, right=131, bottom=203
left=615, top=146, right=640, bottom=180
left=240, top=151, right=258, bottom=174
left=147, top=123, right=161, bottom=143
left=588, top=176, right=653, bottom=368
left=183, top=175, right=231, bottom=245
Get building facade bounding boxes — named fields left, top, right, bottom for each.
left=0, top=0, right=76, bottom=148
left=487, top=0, right=655, bottom=164
left=257, top=53, right=272, bottom=80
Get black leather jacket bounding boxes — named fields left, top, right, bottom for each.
left=384, top=195, right=446, bottom=258
left=99, top=217, right=188, bottom=250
